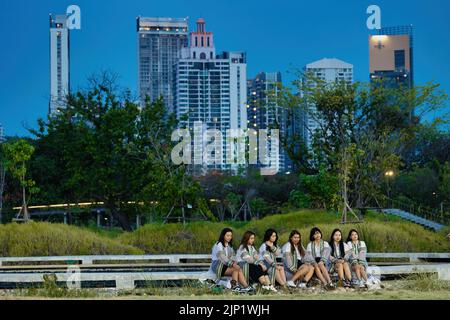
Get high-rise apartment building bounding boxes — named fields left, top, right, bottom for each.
left=247, top=72, right=291, bottom=173
left=174, top=19, right=247, bottom=173
left=301, top=58, right=354, bottom=150
left=49, top=14, right=70, bottom=116
left=369, top=25, right=414, bottom=89
left=137, top=17, right=189, bottom=113
left=0, top=123, right=4, bottom=143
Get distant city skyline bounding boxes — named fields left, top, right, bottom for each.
left=1, top=0, right=449, bottom=136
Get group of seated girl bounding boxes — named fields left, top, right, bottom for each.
left=209, top=227, right=368, bottom=293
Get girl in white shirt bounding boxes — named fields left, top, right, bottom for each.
left=306, top=227, right=335, bottom=289
left=346, top=229, right=368, bottom=288
left=329, top=228, right=352, bottom=288
left=210, top=228, right=254, bottom=293
left=237, top=231, right=276, bottom=292
left=282, top=230, right=315, bottom=288
left=259, top=228, right=288, bottom=290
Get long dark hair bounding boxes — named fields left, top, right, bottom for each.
left=240, top=230, right=256, bottom=251
left=263, top=228, right=278, bottom=247
left=309, top=227, right=323, bottom=242
left=217, top=228, right=233, bottom=248
left=346, top=229, right=360, bottom=243
left=329, top=228, right=345, bottom=258
left=288, top=230, right=305, bottom=257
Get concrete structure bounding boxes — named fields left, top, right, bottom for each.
left=301, top=58, right=354, bottom=150
left=382, top=208, right=445, bottom=232
left=174, top=19, right=247, bottom=174
left=247, top=72, right=291, bottom=173
left=1, top=252, right=448, bottom=267
left=137, top=17, right=189, bottom=113
left=0, top=254, right=448, bottom=289
left=49, top=14, right=70, bottom=116
left=369, top=25, right=414, bottom=89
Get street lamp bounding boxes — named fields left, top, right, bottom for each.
left=385, top=170, right=395, bottom=206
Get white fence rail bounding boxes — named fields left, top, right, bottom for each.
left=0, top=253, right=449, bottom=267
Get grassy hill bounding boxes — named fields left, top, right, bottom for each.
left=0, top=209, right=448, bottom=257
left=119, top=210, right=450, bottom=254
left=0, top=222, right=142, bottom=257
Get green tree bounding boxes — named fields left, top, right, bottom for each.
left=2, top=139, right=39, bottom=221
left=274, top=71, right=448, bottom=219
left=31, top=73, right=203, bottom=231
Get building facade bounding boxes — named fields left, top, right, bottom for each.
left=369, top=25, right=414, bottom=89
left=49, top=14, right=70, bottom=116
left=247, top=72, right=291, bottom=173
left=174, top=19, right=247, bottom=173
left=137, top=17, right=189, bottom=113
left=0, top=123, right=4, bottom=143
left=301, top=58, right=354, bottom=150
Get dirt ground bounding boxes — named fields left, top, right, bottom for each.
left=0, top=280, right=449, bottom=300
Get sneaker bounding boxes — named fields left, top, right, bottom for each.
left=269, top=285, right=278, bottom=292
left=297, top=282, right=307, bottom=289
left=326, top=282, right=336, bottom=290
left=343, top=280, right=351, bottom=288
left=358, top=280, right=366, bottom=288
left=241, top=285, right=256, bottom=293
left=261, top=285, right=271, bottom=291
left=232, top=285, right=243, bottom=293
left=287, top=280, right=297, bottom=288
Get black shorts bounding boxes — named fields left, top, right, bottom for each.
left=220, top=265, right=228, bottom=277
left=248, top=264, right=267, bottom=283
left=315, top=257, right=321, bottom=263
left=297, top=259, right=304, bottom=267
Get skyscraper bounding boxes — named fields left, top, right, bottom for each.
left=0, top=123, right=4, bottom=143
left=174, top=19, right=247, bottom=173
left=247, top=72, right=291, bottom=173
left=49, top=14, right=70, bottom=116
left=137, top=17, right=189, bottom=113
left=369, top=25, right=414, bottom=89
left=301, top=58, right=354, bottom=150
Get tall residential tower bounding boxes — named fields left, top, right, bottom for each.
left=0, top=123, right=4, bottom=143
left=49, top=14, right=70, bottom=116
left=137, top=17, right=189, bottom=113
left=247, top=72, right=291, bottom=173
left=174, top=19, right=247, bottom=173
left=369, top=25, right=414, bottom=89
left=301, top=58, right=354, bottom=150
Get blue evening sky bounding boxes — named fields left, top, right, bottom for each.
left=0, top=0, right=449, bottom=136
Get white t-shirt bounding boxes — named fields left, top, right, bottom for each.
left=211, top=242, right=232, bottom=261
left=306, top=241, right=330, bottom=258
left=236, top=245, right=259, bottom=263
left=259, top=243, right=280, bottom=256
left=347, top=240, right=367, bottom=254
left=282, top=242, right=301, bottom=260
left=330, top=242, right=351, bottom=258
